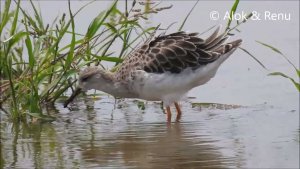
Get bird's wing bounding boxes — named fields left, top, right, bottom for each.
left=115, top=26, right=242, bottom=80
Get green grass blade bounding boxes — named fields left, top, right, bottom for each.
left=91, top=54, right=123, bottom=63
left=66, top=0, right=76, bottom=70
left=58, top=38, right=85, bottom=52
left=104, top=23, right=118, bottom=34
left=29, top=80, right=41, bottom=115
left=123, top=26, right=156, bottom=52
left=10, top=0, right=20, bottom=36
left=3, top=31, right=27, bottom=49
left=25, top=37, right=34, bottom=68
left=40, top=77, right=62, bottom=98
left=290, top=79, right=299, bottom=91
left=48, top=69, right=78, bottom=102
left=86, top=11, right=106, bottom=39
left=269, top=72, right=300, bottom=92
left=178, top=0, right=199, bottom=31
left=256, top=41, right=283, bottom=54
left=239, top=47, right=267, bottom=70
left=226, top=0, right=240, bottom=30
left=18, top=7, right=39, bottom=32
left=269, top=72, right=290, bottom=78
left=29, top=0, right=44, bottom=30
left=4, top=0, right=21, bottom=53
left=0, top=0, right=12, bottom=35
left=49, top=15, right=72, bottom=59
left=86, top=0, right=118, bottom=39
left=256, top=40, right=297, bottom=71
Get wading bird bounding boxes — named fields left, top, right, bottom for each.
left=64, top=26, right=242, bottom=122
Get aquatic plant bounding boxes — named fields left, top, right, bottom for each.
left=0, top=0, right=169, bottom=121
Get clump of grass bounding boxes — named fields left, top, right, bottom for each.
left=0, top=0, right=171, bottom=121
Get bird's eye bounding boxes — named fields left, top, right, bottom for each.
left=80, top=76, right=90, bottom=82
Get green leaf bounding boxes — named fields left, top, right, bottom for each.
left=91, top=54, right=123, bottom=63
left=0, top=0, right=12, bottom=35
left=104, top=23, right=118, bottom=34
left=66, top=0, right=76, bottom=70
left=4, top=0, right=21, bottom=53
left=29, top=0, right=44, bottom=30
left=40, top=69, right=77, bottom=98
left=20, top=10, right=39, bottom=32
left=123, top=26, right=156, bottom=52
left=86, top=1, right=118, bottom=39
left=291, top=79, right=300, bottom=91
left=256, top=41, right=283, bottom=55
left=268, top=72, right=300, bottom=92
left=49, top=13, right=72, bottom=55
left=239, top=47, right=267, bottom=70
left=49, top=69, right=78, bottom=102
left=268, top=72, right=289, bottom=78
left=269, top=72, right=287, bottom=77
left=3, top=31, right=28, bottom=46
left=25, top=37, right=35, bottom=69
left=178, top=0, right=199, bottom=31
left=58, top=38, right=85, bottom=52
left=29, top=80, right=41, bottom=115
left=10, top=0, right=20, bottom=36
left=40, top=77, right=61, bottom=98
left=256, top=40, right=298, bottom=73
left=86, top=11, right=106, bottom=39
left=226, top=0, right=240, bottom=30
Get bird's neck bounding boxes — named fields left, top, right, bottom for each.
left=93, top=71, right=137, bottom=98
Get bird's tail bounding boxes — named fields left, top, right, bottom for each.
left=200, top=25, right=242, bottom=55
left=213, top=39, right=242, bottom=55
left=201, top=25, right=242, bottom=67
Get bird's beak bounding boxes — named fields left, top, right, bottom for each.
left=64, top=87, right=82, bottom=108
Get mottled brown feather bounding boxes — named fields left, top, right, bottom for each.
left=115, top=27, right=242, bottom=81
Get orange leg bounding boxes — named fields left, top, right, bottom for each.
left=166, top=106, right=172, bottom=122
left=174, top=102, right=182, bottom=122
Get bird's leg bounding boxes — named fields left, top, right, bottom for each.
left=174, top=102, right=182, bottom=122
left=166, top=106, right=172, bottom=122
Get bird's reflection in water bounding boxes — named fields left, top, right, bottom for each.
left=79, top=113, right=236, bottom=168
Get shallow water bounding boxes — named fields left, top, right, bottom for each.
left=1, top=1, right=299, bottom=168
left=1, top=98, right=299, bottom=168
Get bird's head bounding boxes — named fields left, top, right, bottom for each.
left=64, top=67, right=112, bottom=107
left=77, top=67, right=107, bottom=91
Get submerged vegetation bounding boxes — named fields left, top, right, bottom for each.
left=0, top=0, right=298, bottom=122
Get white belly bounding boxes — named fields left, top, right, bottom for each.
left=131, top=61, right=224, bottom=106
left=129, top=45, right=235, bottom=106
